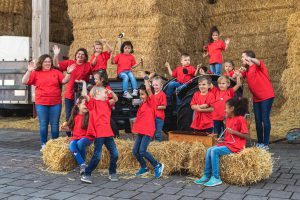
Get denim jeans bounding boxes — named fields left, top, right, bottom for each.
left=253, top=98, right=274, bottom=145
left=35, top=104, right=62, bottom=146
left=119, top=70, right=138, bottom=93
left=210, top=63, right=222, bottom=75
left=204, top=145, right=232, bottom=179
left=64, top=98, right=74, bottom=137
left=213, top=120, right=225, bottom=136
left=69, top=138, right=92, bottom=165
left=132, top=134, right=159, bottom=168
left=165, top=80, right=186, bottom=106
left=154, top=117, right=164, bottom=142
left=85, top=137, right=118, bottom=176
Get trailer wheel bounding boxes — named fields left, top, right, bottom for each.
left=0, top=110, right=13, bottom=117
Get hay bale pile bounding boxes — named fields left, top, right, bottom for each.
left=0, top=0, right=72, bottom=45
left=42, top=137, right=206, bottom=175
left=220, top=147, right=273, bottom=186
left=66, top=0, right=205, bottom=77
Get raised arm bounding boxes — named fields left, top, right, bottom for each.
left=102, top=39, right=113, bottom=53
left=232, top=73, right=242, bottom=92
left=53, top=45, right=60, bottom=67
left=22, top=61, right=35, bottom=84
left=61, top=65, right=75, bottom=84
left=224, top=38, right=230, bottom=50
left=132, top=58, right=143, bottom=69
left=165, top=62, right=173, bottom=76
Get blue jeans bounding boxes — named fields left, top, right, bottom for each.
left=69, top=138, right=92, bottom=165
left=165, top=80, right=186, bottom=106
left=119, top=71, right=138, bottom=93
left=35, top=104, right=62, bottom=146
left=253, top=98, right=274, bottom=145
left=154, top=118, right=164, bottom=142
left=213, top=120, right=225, bottom=136
left=85, top=137, right=118, bottom=176
left=210, top=63, right=222, bottom=75
left=204, top=146, right=232, bottom=179
left=132, top=134, right=159, bottom=168
left=65, top=98, right=74, bottom=137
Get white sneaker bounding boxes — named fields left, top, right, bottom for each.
left=131, top=89, right=138, bottom=96
left=123, top=92, right=133, bottom=99
left=261, top=144, right=270, bottom=151
left=40, top=144, right=46, bottom=152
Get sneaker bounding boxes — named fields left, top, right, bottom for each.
left=81, top=175, right=92, bottom=184
left=80, top=163, right=87, bottom=175
left=131, top=89, right=138, bottom=96
left=204, top=176, right=222, bottom=187
left=255, top=143, right=263, bottom=148
left=261, top=144, right=270, bottom=151
left=123, top=92, right=133, bottom=99
left=108, top=173, right=119, bottom=182
left=154, top=163, right=164, bottom=178
left=40, top=144, right=46, bottom=152
left=135, top=167, right=149, bottom=176
left=194, top=175, right=210, bottom=185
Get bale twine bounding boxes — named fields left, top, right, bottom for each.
left=220, top=147, right=273, bottom=186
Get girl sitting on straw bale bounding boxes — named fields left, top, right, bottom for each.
left=111, top=41, right=143, bottom=99
left=239, top=50, right=275, bottom=151
left=194, top=97, right=249, bottom=187
left=190, top=76, right=215, bottom=133
left=60, top=96, right=92, bottom=175
left=78, top=80, right=119, bottom=184
left=132, top=72, right=164, bottom=178
left=203, top=26, right=230, bottom=75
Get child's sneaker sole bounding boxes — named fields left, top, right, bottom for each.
left=81, top=177, right=92, bottom=184
left=204, top=181, right=222, bottom=187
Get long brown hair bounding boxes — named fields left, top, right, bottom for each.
left=67, top=96, right=89, bottom=130
left=34, top=54, right=59, bottom=71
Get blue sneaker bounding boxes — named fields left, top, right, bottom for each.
left=194, top=175, right=210, bottom=185
left=256, top=143, right=263, bottom=148
left=204, top=176, right=222, bottom=187
left=154, top=163, right=164, bottom=178
left=135, top=167, right=149, bottom=176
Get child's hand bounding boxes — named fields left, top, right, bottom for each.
left=199, top=68, right=205, bottom=75
left=225, top=38, right=230, bottom=45
left=165, top=62, right=170, bottom=68
left=109, top=99, right=115, bottom=105
left=149, top=72, right=156, bottom=79
left=239, top=66, right=247, bottom=72
left=60, top=122, right=70, bottom=131
left=202, top=52, right=209, bottom=58
left=196, top=64, right=202, bottom=69
left=94, top=52, right=100, bottom=57
left=53, top=45, right=60, bottom=55
left=27, top=60, right=35, bottom=72
left=100, top=39, right=107, bottom=44
left=199, top=104, right=209, bottom=109
left=227, top=128, right=235, bottom=134
left=75, top=80, right=85, bottom=83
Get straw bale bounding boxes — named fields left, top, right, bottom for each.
left=220, top=147, right=273, bottom=186
left=0, top=0, right=26, bottom=14
left=187, top=142, right=206, bottom=177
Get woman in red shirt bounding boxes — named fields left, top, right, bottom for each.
left=240, top=50, right=275, bottom=150
left=194, top=97, right=249, bottom=187
left=53, top=45, right=92, bottom=137
left=22, top=54, right=74, bottom=151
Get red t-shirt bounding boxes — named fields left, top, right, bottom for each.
left=113, top=53, right=136, bottom=75
left=26, top=69, right=64, bottom=105
left=59, top=60, right=92, bottom=100
left=86, top=98, right=114, bottom=138
left=210, top=87, right=235, bottom=120
left=217, top=116, right=248, bottom=153
left=70, top=114, right=93, bottom=141
left=154, top=91, right=167, bottom=120
left=223, top=70, right=235, bottom=77
left=242, top=60, right=275, bottom=102
left=90, top=51, right=111, bottom=71
left=190, top=91, right=215, bottom=130
left=172, top=65, right=196, bottom=84
left=207, top=40, right=226, bottom=64
left=132, top=95, right=157, bottom=137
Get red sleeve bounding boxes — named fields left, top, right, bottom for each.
left=131, top=55, right=136, bottom=66
left=220, top=40, right=226, bottom=50
left=26, top=71, right=37, bottom=85
left=207, top=93, right=215, bottom=108
left=209, top=86, right=218, bottom=95
left=190, top=92, right=198, bottom=106
left=239, top=117, right=248, bottom=134
left=113, top=54, right=120, bottom=64
left=58, top=60, right=71, bottom=72
left=228, top=88, right=235, bottom=98
left=57, top=70, right=64, bottom=84
left=172, top=67, right=178, bottom=78
left=188, top=66, right=196, bottom=75
left=259, top=60, right=267, bottom=72
left=104, top=51, right=111, bottom=60
left=86, top=97, right=95, bottom=110
left=161, top=93, right=167, bottom=106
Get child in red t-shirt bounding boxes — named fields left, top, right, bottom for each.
left=203, top=26, right=230, bottom=75
left=60, top=96, right=93, bottom=175
left=223, top=60, right=236, bottom=78
left=195, top=97, right=249, bottom=187
left=90, top=40, right=112, bottom=72
left=210, top=75, right=242, bottom=135
left=78, top=81, right=119, bottom=184
left=150, top=74, right=167, bottom=142
left=132, top=74, right=164, bottom=178
left=165, top=53, right=199, bottom=108
left=112, top=41, right=142, bottom=99
left=190, top=76, right=215, bottom=133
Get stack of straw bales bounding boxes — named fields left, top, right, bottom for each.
left=66, top=0, right=206, bottom=77
left=0, top=0, right=72, bottom=45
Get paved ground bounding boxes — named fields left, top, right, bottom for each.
left=0, top=129, right=299, bottom=200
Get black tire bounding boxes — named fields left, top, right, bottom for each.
left=177, top=87, right=199, bottom=131
left=110, top=118, right=120, bottom=138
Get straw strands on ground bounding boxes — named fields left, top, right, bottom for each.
left=220, top=147, right=273, bottom=186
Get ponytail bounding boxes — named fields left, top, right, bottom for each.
left=226, top=97, right=249, bottom=116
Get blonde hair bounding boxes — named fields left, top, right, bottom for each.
left=217, top=76, right=230, bottom=84
left=94, top=40, right=103, bottom=47
left=90, top=86, right=106, bottom=97
left=152, top=76, right=164, bottom=86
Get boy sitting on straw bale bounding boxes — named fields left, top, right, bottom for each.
left=77, top=80, right=119, bottom=184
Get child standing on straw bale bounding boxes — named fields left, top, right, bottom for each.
left=210, top=75, right=242, bottom=135
left=149, top=73, right=167, bottom=142
left=190, top=76, right=215, bottom=133
left=90, top=40, right=112, bottom=72
left=165, top=53, right=200, bottom=108
left=194, top=97, right=249, bottom=187
left=203, top=26, right=230, bottom=75
left=112, top=41, right=143, bottom=99
left=60, top=96, right=92, bottom=175
left=132, top=72, right=164, bottom=178
left=78, top=80, right=119, bottom=184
